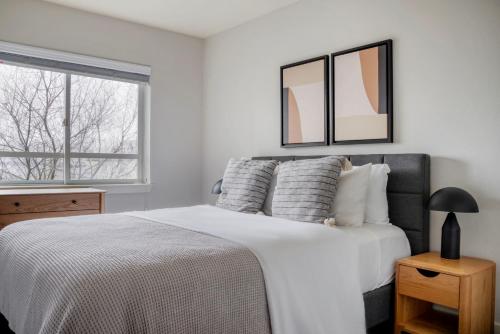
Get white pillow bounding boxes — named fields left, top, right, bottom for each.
left=363, top=164, right=391, bottom=224
left=330, top=163, right=372, bottom=227
left=262, top=165, right=279, bottom=216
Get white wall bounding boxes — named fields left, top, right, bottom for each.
left=0, top=0, right=204, bottom=212
left=203, top=0, right=500, bottom=321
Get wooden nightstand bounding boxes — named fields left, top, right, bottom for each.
left=395, top=252, right=495, bottom=334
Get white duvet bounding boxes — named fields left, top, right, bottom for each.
left=125, top=205, right=366, bottom=334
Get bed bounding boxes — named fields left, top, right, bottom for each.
left=252, top=154, right=430, bottom=331
left=0, top=153, right=430, bottom=334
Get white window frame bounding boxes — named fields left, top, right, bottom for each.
left=0, top=41, right=150, bottom=187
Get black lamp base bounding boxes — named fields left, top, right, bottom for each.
left=441, top=212, right=461, bottom=259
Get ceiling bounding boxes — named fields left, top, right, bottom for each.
left=43, top=0, right=299, bottom=38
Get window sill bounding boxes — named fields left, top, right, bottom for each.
left=90, top=183, right=152, bottom=194
left=0, top=183, right=152, bottom=195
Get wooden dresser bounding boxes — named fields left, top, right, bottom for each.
left=0, top=188, right=106, bottom=229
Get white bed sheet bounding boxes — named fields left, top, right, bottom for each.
left=337, top=223, right=411, bottom=293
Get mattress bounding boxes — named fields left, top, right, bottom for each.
left=0, top=205, right=366, bottom=334
left=337, top=223, right=411, bottom=293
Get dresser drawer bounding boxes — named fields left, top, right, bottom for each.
left=0, top=193, right=100, bottom=214
left=398, top=264, right=460, bottom=308
left=0, top=210, right=101, bottom=227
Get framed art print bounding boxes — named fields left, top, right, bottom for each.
left=281, top=55, right=329, bottom=147
left=331, top=40, right=393, bottom=144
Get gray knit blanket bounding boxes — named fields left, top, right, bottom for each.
left=0, top=214, right=270, bottom=334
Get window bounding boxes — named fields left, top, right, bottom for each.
left=0, top=43, right=149, bottom=185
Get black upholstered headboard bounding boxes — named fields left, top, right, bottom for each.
left=252, top=154, right=430, bottom=255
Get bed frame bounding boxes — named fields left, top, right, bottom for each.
left=251, top=154, right=431, bottom=330
left=0, top=154, right=429, bottom=333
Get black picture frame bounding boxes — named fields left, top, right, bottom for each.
left=331, top=39, right=393, bottom=144
left=280, top=55, right=329, bottom=148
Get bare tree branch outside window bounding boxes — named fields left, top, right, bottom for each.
left=0, top=63, right=139, bottom=183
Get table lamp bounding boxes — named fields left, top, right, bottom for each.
left=211, top=179, right=223, bottom=194
left=428, top=187, right=479, bottom=259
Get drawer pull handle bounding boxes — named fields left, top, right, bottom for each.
left=72, top=200, right=78, bottom=205
left=417, top=268, right=440, bottom=278
left=14, top=202, right=20, bottom=207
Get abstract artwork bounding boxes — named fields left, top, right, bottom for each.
left=331, top=40, right=393, bottom=144
left=281, top=56, right=329, bottom=147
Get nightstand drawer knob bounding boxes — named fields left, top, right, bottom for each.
left=72, top=200, right=78, bottom=205
left=14, top=202, right=20, bottom=207
left=416, top=268, right=440, bottom=278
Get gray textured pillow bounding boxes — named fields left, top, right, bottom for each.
left=272, top=156, right=344, bottom=223
left=216, top=158, right=279, bottom=213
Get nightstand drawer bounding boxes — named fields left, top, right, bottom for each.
left=398, top=264, right=460, bottom=308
